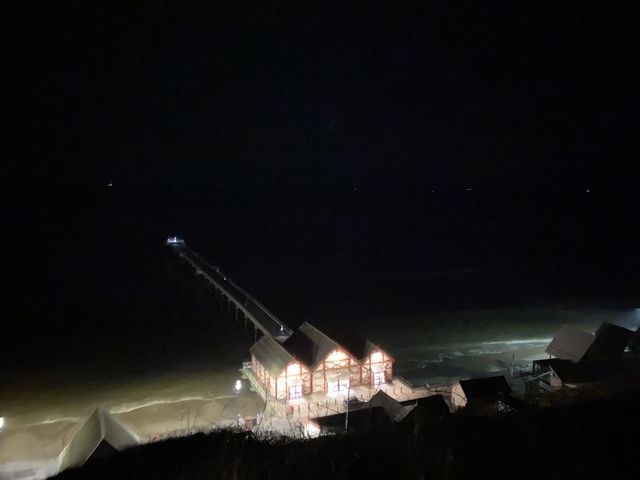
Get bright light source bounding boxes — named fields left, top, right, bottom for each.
left=234, top=380, right=242, bottom=394
left=0, top=417, right=4, bottom=430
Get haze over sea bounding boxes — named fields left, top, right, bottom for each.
left=4, top=187, right=638, bottom=428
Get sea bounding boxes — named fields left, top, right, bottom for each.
left=3, top=186, right=638, bottom=430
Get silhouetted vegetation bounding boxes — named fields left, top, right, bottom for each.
left=53, top=388, right=640, bottom=480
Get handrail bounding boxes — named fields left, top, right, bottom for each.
left=170, top=243, right=292, bottom=339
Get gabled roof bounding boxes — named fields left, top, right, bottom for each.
left=319, top=325, right=381, bottom=361
left=282, top=328, right=316, bottom=367
left=298, top=322, right=342, bottom=368
left=363, top=390, right=415, bottom=422
left=250, top=334, right=294, bottom=377
left=58, top=408, right=140, bottom=471
left=297, top=322, right=388, bottom=367
left=252, top=322, right=392, bottom=373
left=545, top=325, right=596, bottom=362
left=459, top=376, right=512, bottom=402
left=591, top=322, right=636, bottom=357
left=401, top=394, right=450, bottom=424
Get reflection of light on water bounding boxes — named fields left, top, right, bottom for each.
left=109, top=395, right=233, bottom=414
left=480, top=337, right=553, bottom=346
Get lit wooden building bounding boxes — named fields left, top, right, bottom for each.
left=249, top=322, right=394, bottom=401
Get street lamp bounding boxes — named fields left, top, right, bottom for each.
left=0, top=417, right=4, bottom=430
left=234, top=380, right=242, bottom=429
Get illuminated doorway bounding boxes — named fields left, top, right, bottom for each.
left=328, top=378, right=350, bottom=394
left=288, top=384, right=303, bottom=400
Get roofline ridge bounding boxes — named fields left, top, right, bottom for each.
left=302, top=321, right=338, bottom=345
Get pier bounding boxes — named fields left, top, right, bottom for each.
left=166, top=237, right=293, bottom=341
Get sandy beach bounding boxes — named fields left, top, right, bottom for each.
left=0, top=391, right=263, bottom=480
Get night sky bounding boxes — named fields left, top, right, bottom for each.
left=8, top=2, right=637, bottom=192
left=5, top=3, right=638, bottom=373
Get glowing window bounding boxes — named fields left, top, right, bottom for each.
left=326, top=350, right=348, bottom=362
left=289, top=384, right=303, bottom=400
left=370, top=351, right=384, bottom=363
left=373, top=371, right=385, bottom=386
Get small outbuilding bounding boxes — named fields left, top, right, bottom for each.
left=58, top=408, right=140, bottom=472
left=545, top=325, right=596, bottom=363
left=310, top=406, right=392, bottom=435
left=362, top=390, right=415, bottom=423
left=401, top=394, right=450, bottom=436
left=456, top=376, right=514, bottom=414
left=589, top=322, right=636, bottom=358
left=533, top=357, right=640, bottom=390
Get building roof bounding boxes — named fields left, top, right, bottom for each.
left=548, top=357, right=640, bottom=385
left=401, top=394, right=450, bottom=425
left=281, top=328, right=316, bottom=367
left=252, top=322, right=391, bottom=374
left=313, top=406, right=392, bottom=432
left=298, top=322, right=341, bottom=368
left=319, top=325, right=381, bottom=361
left=250, top=334, right=294, bottom=377
left=58, top=408, right=140, bottom=471
left=459, top=376, right=512, bottom=402
left=363, top=390, right=415, bottom=422
left=591, top=322, right=636, bottom=358
left=545, top=325, right=597, bottom=362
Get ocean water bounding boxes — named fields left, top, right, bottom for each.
left=3, top=188, right=637, bottom=430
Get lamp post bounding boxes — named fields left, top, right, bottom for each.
left=234, top=380, right=242, bottom=430
left=345, top=382, right=350, bottom=432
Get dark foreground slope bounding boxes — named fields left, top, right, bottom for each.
left=54, top=392, right=640, bottom=480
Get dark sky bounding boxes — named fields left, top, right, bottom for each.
left=7, top=2, right=638, bottom=193
left=3, top=2, right=639, bottom=375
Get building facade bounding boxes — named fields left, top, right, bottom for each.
left=249, top=322, right=394, bottom=401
